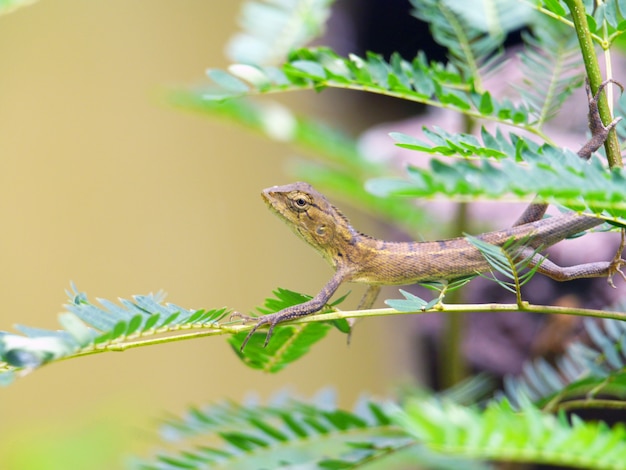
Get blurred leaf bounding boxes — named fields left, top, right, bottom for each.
left=395, top=396, right=626, bottom=469
left=0, top=0, right=37, bottom=15
left=226, top=0, right=334, bottom=65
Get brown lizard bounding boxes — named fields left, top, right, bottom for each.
left=238, top=79, right=625, bottom=350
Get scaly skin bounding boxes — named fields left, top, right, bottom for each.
left=237, top=79, right=624, bottom=350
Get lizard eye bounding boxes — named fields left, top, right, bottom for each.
left=290, top=193, right=311, bottom=211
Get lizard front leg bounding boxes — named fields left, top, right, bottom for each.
left=239, top=270, right=348, bottom=350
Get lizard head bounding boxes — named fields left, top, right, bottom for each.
left=261, top=182, right=356, bottom=267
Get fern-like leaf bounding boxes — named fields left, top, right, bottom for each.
left=201, top=47, right=532, bottom=129
left=505, top=310, right=626, bottom=410
left=368, top=137, right=626, bottom=222
left=133, top=391, right=490, bottom=470
left=384, top=277, right=475, bottom=311
left=0, top=286, right=232, bottom=384
left=225, top=0, right=333, bottom=65
left=228, top=288, right=348, bottom=373
left=411, top=0, right=531, bottom=86
left=517, top=19, right=584, bottom=128
left=529, top=0, right=626, bottom=45
left=466, top=235, right=543, bottom=297
left=0, top=286, right=348, bottom=384
left=395, top=395, right=626, bottom=469
left=441, top=0, right=535, bottom=36
left=133, top=394, right=411, bottom=470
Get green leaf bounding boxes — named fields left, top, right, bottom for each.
left=466, top=234, right=542, bottom=293
left=228, top=63, right=271, bottom=89
left=543, top=0, right=566, bottom=16
left=134, top=392, right=473, bottom=470
left=57, top=313, right=95, bottom=347
left=185, top=46, right=534, bottom=128
left=228, top=289, right=339, bottom=373
left=289, top=60, right=327, bottom=78
left=206, top=69, right=250, bottom=94
left=517, top=20, right=583, bottom=128
left=395, top=396, right=626, bottom=469
left=231, top=322, right=332, bottom=373
left=385, top=289, right=429, bottom=312
left=0, top=287, right=233, bottom=383
left=391, top=127, right=510, bottom=159
left=142, top=313, right=161, bottom=332
left=367, top=140, right=626, bottom=222
left=505, top=309, right=626, bottom=409
left=410, top=0, right=511, bottom=85
left=479, top=91, right=494, bottom=114
left=125, top=314, right=143, bottom=336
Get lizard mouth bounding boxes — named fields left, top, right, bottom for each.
left=261, top=189, right=274, bottom=207
left=261, top=189, right=282, bottom=217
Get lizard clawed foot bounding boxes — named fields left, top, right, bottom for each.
left=581, top=78, right=623, bottom=159
left=229, top=311, right=275, bottom=351
left=607, top=229, right=626, bottom=288
left=238, top=313, right=282, bottom=351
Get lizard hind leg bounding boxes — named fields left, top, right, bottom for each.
left=578, top=78, right=623, bottom=160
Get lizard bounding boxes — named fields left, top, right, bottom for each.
left=237, top=79, right=626, bottom=351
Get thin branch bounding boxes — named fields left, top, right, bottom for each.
left=70, top=301, right=626, bottom=355
left=556, top=398, right=626, bottom=412
left=563, top=0, right=623, bottom=168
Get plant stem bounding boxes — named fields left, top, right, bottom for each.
left=65, top=301, right=626, bottom=356
left=563, top=0, right=623, bottom=168
left=439, top=205, right=470, bottom=388
left=556, top=398, right=626, bottom=412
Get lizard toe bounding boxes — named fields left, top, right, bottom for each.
left=239, top=317, right=270, bottom=351
left=230, top=311, right=256, bottom=323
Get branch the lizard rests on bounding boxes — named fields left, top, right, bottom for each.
left=234, top=78, right=626, bottom=351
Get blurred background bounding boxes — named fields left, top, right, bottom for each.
left=0, top=1, right=419, bottom=468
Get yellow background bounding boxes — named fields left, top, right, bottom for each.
left=0, top=1, right=413, bottom=468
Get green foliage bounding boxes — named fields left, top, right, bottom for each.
left=228, top=288, right=347, bottom=373
left=133, top=393, right=413, bottom=470
left=517, top=18, right=584, bottom=128
left=203, top=47, right=533, bottom=128
left=466, top=235, right=543, bottom=298
left=410, top=0, right=529, bottom=86
left=367, top=141, right=626, bottom=222
left=384, top=277, right=475, bottom=311
left=0, top=286, right=349, bottom=384
left=396, top=395, right=626, bottom=469
left=134, top=385, right=626, bottom=470
left=505, top=312, right=626, bottom=411
left=0, top=286, right=229, bottom=384
left=133, top=391, right=495, bottom=470
left=535, top=0, right=626, bottom=45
